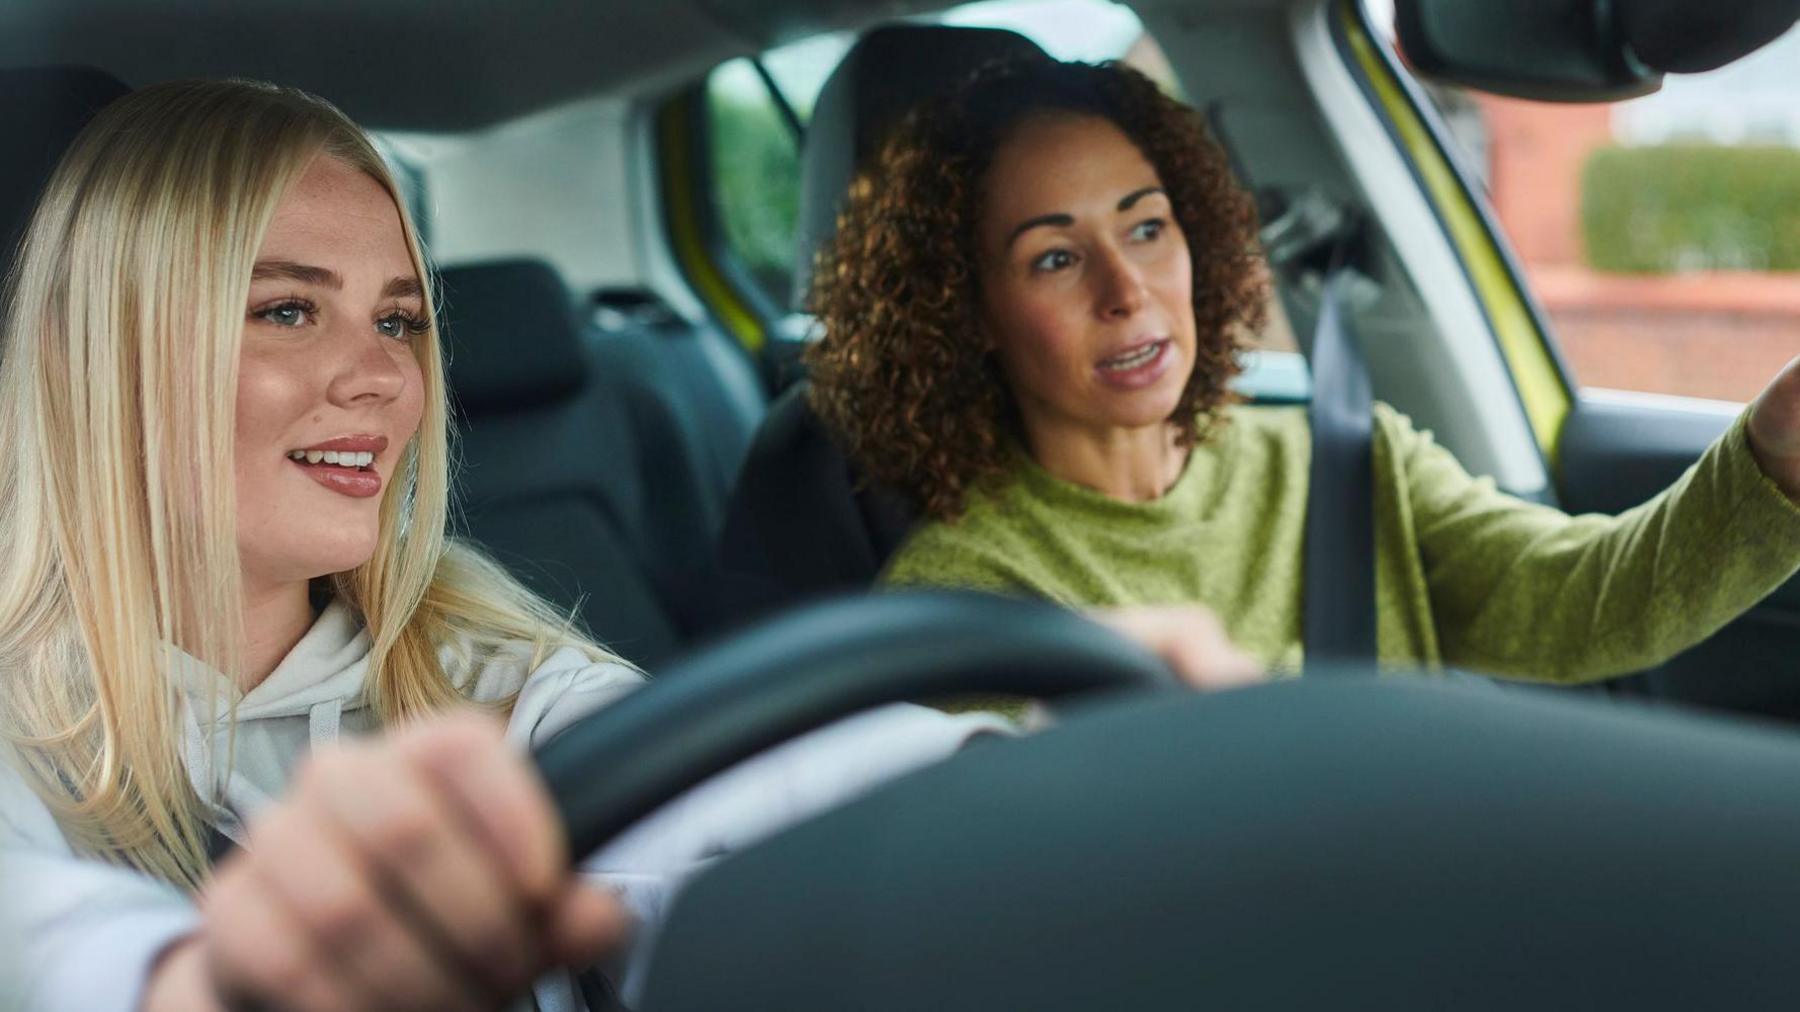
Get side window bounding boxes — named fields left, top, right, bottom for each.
left=704, top=35, right=851, bottom=306
left=699, top=1, right=1195, bottom=321
left=1369, top=5, right=1800, bottom=404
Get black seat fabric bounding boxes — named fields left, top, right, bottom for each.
left=1, top=66, right=131, bottom=295
left=788, top=25, right=1050, bottom=310
left=585, top=291, right=766, bottom=523
left=718, top=27, right=1048, bottom=624
left=715, top=382, right=917, bottom=624
left=441, top=260, right=755, bottom=668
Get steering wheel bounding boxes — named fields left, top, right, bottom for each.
left=534, top=590, right=1181, bottom=861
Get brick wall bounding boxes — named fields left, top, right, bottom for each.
left=1533, top=267, right=1800, bottom=402
left=1471, top=95, right=1799, bottom=402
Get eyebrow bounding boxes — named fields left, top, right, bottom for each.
left=382, top=276, right=424, bottom=300
left=1117, top=186, right=1165, bottom=211
left=1003, top=186, right=1169, bottom=249
left=251, top=259, right=423, bottom=300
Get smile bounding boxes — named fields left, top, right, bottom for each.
left=285, top=435, right=388, bottom=499
left=286, top=449, right=375, bottom=467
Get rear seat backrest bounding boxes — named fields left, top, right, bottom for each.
left=440, top=260, right=763, bottom=667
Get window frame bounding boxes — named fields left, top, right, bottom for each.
left=651, top=79, right=792, bottom=360
left=1335, top=0, right=1579, bottom=462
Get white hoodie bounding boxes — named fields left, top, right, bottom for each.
left=0, top=599, right=1009, bottom=1010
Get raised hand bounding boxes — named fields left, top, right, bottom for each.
left=1748, top=354, right=1800, bottom=504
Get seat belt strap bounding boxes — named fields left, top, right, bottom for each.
left=1302, top=266, right=1378, bottom=668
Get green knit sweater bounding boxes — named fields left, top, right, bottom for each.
left=883, top=403, right=1800, bottom=681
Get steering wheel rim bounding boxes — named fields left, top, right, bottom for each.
left=535, top=590, right=1181, bottom=861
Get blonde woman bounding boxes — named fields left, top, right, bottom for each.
left=0, top=78, right=1078, bottom=1012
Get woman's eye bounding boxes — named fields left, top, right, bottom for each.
left=376, top=311, right=430, bottom=340
left=254, top=301, right=313, bottom=328
left=1030, top=249, right=1076, bottom=274
left=1130, top=218, right=1167, bottom=243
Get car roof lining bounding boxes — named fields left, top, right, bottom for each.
left=0, top=0, right=934, bottom=129
left=0, top=0, right=1302, bottom=129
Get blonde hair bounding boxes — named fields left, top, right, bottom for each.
left=0, top=79, right=611, bottom=889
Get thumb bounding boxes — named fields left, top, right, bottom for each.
left=546, top=880, right=633, bottom=969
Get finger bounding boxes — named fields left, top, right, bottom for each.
left=545, top=882, right=632, bottom=969
left=306, top=741, right=541, bottom=998
left=205, top=858, right=361, bottom=1012
left=393, top=712, right=568, bottom=907
left=248, top=783, right=479, bottom=1012
left=1193, top=621, right=1265, bottom=687
left=1206, top=648, right=1266, bottom=688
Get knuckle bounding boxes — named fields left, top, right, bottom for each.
left=251, top=939, right=319, bottom=1000
left=419, top=709, right=502, bottom=750
left=466, top=921, right=533, bottom=985
left=294, top=747, right=355, bottom=797
left=364, top=799, right=441, bottom=866
left=203, top=863, right=248, bottom=911
left=305, top=878, right=375, bottom=940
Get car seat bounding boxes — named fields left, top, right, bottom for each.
left=440, top=259, right=751, bottom=667
left=715, top=25, right=1049, bottom=626
left=1, top=66, right=131, bottom=301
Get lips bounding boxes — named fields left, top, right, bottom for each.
left=1098, top=339, right=1166, bottom=372
left=1094, top=338, right=1174, bottom=390
left=296, top=434, right=389, bottom=455
left=286, top=434, right=389, bottom=499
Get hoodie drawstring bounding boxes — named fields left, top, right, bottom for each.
left=308, top=698, right=344, bottom=750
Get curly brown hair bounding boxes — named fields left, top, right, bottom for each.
left=805, top=57, right=1268, bottom=522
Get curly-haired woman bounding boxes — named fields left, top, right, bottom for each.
left=807, top=57, right=1800, bottom=680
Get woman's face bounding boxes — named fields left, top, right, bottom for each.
left=976, top=113, right=1196, bottom=441
left=234, top=155, right=427, bottom=594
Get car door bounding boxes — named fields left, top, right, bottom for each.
left=1348, top=0, right=1800, bottom=718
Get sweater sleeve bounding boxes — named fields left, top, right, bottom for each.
left=0, top=762, right=201, bottom=1012
left=1391, top=404, right=1800, bottom=681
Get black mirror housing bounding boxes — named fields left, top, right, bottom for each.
left=1392, top=0, right=1798, bottom=103
left=1393, top=0, right=1659, bottom=103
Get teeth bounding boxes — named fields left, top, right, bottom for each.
left=1101, top=342, right=1161, bottom=371
left=288, top=449, right=376, bottom=467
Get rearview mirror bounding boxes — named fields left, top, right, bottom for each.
left=1392, top=0, right=1800, bottom=103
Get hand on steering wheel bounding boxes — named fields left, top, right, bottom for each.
left=144, top=714, right=627, bottom=1012
left=1087, top=604, right=1266, bottom=691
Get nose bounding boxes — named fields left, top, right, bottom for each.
left=1093, top=244, right=1148, bottom=321
left=324, top=320, right=407, bottom=408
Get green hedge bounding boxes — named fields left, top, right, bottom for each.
left=1581, top=144, right=1800, bottom=273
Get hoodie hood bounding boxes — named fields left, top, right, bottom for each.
left=232, top=598, right=373, bottom=722
left=177, top=598, right=371, bottom=723
left=176, top=599, right=374, bottom=834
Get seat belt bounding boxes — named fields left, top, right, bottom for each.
left=1300, top=246, right=1378, bottom=669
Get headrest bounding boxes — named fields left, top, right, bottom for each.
left=437, top=259, right=591, bottom=414
left=0, top=66, right=131, bottom=288
left=790, top=25, right=1047, bottom=309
